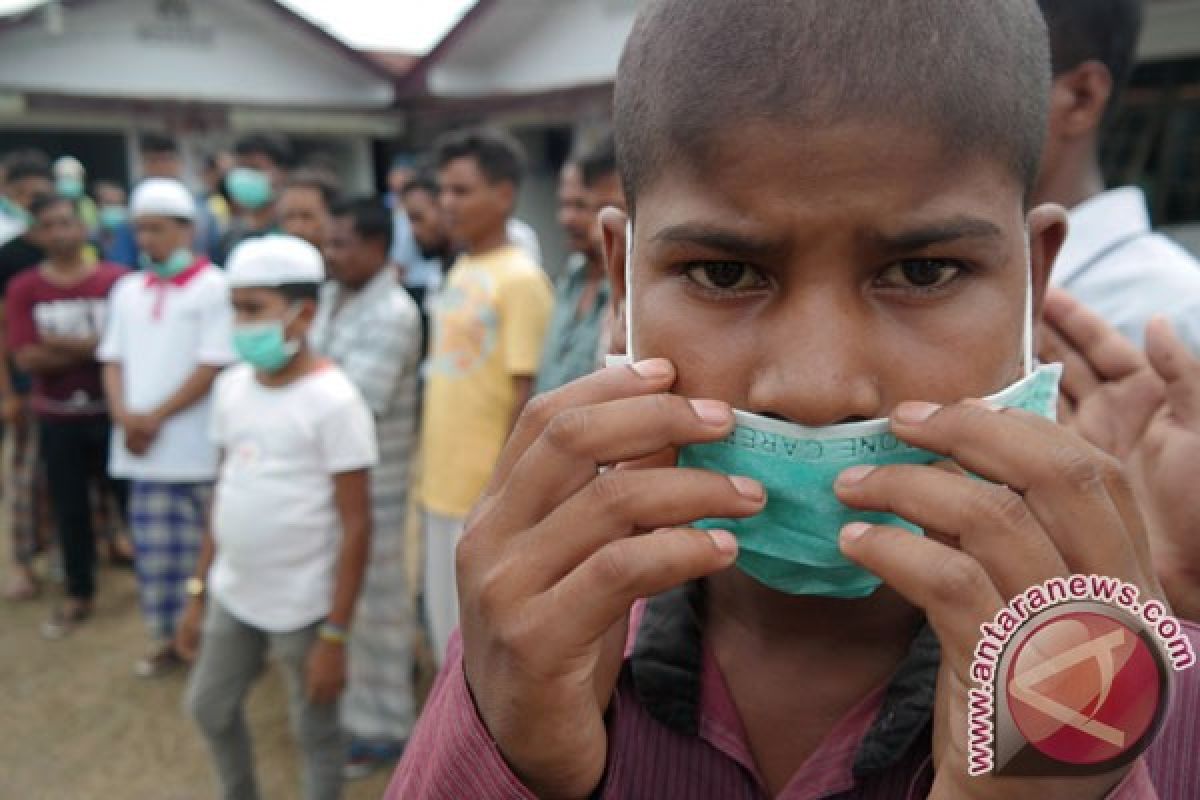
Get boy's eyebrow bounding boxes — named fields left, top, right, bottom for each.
left=869, top=215, right=1005, bottom=252
left=650, top=223, right=782, bottom=260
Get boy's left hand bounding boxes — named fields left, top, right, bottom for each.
left=306, top=639, right=346, bottom=705
left=833, top=393, right=1164, bottom=799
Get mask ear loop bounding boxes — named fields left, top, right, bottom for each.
left=1022, top=234, right=1034, bottom=377
left=625, top=219, right=636, bottom=362
left=605, top=219, right=636, bottom=367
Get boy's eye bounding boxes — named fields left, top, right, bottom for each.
left=877, top=259, right=963, bottom=291
left=684, top=262, right=767, bottom=292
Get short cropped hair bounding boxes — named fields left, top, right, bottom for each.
left=433, top=127, right=526, bottom=189
left=579, top=132, right=618, bottom=188
left=2, top=149, right=49, bottom=171
left=284, top=168, right=341, bottom=211
left=4, top=155, right=52, bottom=185
left=139, top=132, right=179, bottom=155
left=331, top=196, right=394, bottom=254
left=29, top=194, right=77, bottom=219
left=615, top=0, right=1051, bottom=212
left=400, top=173, right=439, bottom=199
left=1037, top=0, right=1143, bottom=113
left=275, top=283, right=321, bottom=304
left=234, top=133, right=294, bottom=169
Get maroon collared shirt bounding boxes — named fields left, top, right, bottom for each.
left=388, top=584, right=1200, bottom=799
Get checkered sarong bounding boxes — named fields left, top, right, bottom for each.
left=129, top=481, right=212, bottom=641
left=3, top=415, right=52, bottom=565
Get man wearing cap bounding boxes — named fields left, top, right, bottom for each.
left=98, top=177, right=235, bottom=675
left=52, top=155, right=99, bottom=236
left=179, top=234, right=376, bottom=800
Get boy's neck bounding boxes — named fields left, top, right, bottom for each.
left=706, top=568, right=923, bottom=651
left=255, top=345, right=320, bottom=388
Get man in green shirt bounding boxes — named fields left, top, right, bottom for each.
left=534, top=136, right=622, bottom=394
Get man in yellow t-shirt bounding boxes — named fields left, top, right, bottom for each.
left=421, top=128, right=553, bottom=665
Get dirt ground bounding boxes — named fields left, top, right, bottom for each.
left=0, top=551, right=400, bottom=800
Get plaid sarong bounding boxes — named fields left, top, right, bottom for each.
left=129, top=481, right=212, bottom=641
left=3, top=415, right=52, bottom=565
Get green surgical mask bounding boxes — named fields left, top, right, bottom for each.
left=99, top=205, right=128, bottom=231
left=225, top=167, right=273, bottom=210
left=233, top=309, right=300, bottom=373
left=139, top=247, right=193, bottom=279
left=614, top=221, right=1063, bottom=598
left=56, top=176, right=84, bottom=199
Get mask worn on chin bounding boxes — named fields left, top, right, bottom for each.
left=139, top=247, right=194, bottom=279
left=233, top=308, right=301, bottom=373
left=610, top=220, right=1062, bottom=598
left=225, top=167, right=273, bottom=211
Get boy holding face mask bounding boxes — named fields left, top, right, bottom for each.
left=389, top=1, right=1200, bottom=798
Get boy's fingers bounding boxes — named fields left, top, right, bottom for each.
left=523, top=468, right=763, bottom=586
left=486, top=359, right=678, bottom=494
left=542, top=526, right=737, bottom=650
left=1146, top=316, right=1200, bottom=427
left=1043, top=289, right=1148, bottom=382
left=834, top=464, right=1068, bottom=598
left=838, top=523, right=1003, bottom=666
left=1039, top=323, right=1097, bottom=405
left=891, top=403, right=1142, bottom=585
left=490, top=392, right=734, bottom=532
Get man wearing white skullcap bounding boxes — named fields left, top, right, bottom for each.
left=178, top=233, right=376, bottom=800
left=97, top=176, right=235, bottom=675
left=52, top=155, right=99, bottom=233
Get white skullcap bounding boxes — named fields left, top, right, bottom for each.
left=227, top=234, right=325, bottom=288
left=53, top=156, right=85, bottom=177
left=131, top=178, right=196, bottom=220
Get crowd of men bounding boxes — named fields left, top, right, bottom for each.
left=0, top=123, right=623, bottom=795
left=4, top=0, right=1200, bottom=798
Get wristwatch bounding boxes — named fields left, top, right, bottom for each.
left=185, top=577, right=206, bottom=598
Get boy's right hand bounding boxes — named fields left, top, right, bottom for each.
left=175, top=597, right=204, bottom=662
left=457, top=358, right=763, bottom=799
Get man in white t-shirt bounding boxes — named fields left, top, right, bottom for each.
left=177, top=235, right=377, bottom=800
left=98, top=178, right=235, bottom=677
left=1034, top=0, right=1200, bottom=353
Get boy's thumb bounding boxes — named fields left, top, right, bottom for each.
left=1145, top=317, right=1200, bottom=426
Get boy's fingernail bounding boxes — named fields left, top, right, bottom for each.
left=705, top=529, right=738, bottom=556
left=840, top=522, right=872, bottom=544
left=837, top=465, right=875, bottom=486
left=689, top=398, right=732, bottom=426
left=894, top=402, right=940, bottom=424
left=631, top=358, right=672, bottom=379
left=729, top=476, right=764, bottom=501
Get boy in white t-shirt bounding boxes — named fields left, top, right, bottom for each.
left=177, top=235, right=376, bottom=800
left=98, top=178, right=235, bottom=675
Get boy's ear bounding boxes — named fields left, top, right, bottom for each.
left=599, top=206, right=630, bottom=355
left=1027, top=203, right=1069, bottom=325
left=1050, top=60, right=1113, bottom=140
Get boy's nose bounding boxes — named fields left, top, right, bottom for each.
left=743, top=296, right=883, bottom=428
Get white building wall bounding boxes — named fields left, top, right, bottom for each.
left=429, top=0, right=637, bottom=96
left=0, top=0, right=393, bottom=107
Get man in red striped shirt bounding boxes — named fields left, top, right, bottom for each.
left=389, top=1, right=1199, bottom=798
